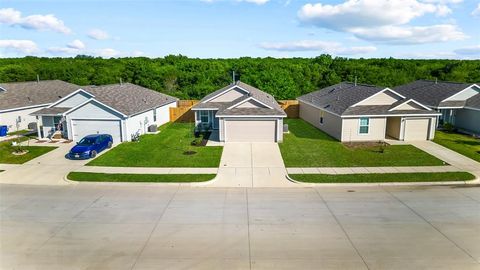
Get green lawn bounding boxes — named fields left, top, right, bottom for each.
left=0, top=138, right=56, bottom=164
left=290, top=172, right=475, bottom=183
left=433, top=131, right=480, bottom=162
left=67, top=172, right=215, bottom=183
left=280, top=119, right=445, bottom=167
left=87, top=123, right=223, bottom=167
left=7, top=129, right=33, bottom=136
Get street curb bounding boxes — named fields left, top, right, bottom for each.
left=285, top=173, right=480, bottom=187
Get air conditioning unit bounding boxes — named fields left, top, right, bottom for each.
left=148, top=125, right=157, bottom=132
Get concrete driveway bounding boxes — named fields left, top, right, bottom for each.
left=0, top=141, right=104, bottom=185
left=1, top=184, right=479, bottom=270
left=211, top=143, right=296, bottom=187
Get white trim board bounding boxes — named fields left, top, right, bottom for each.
left=388, top=98, right=432, bottom=111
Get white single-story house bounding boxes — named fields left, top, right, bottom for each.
left=31, top=83, right=178, bottom=143
left=191, top=81, right=286, bottom=142
left=0, top=80, right=79, bottom=132
left=394, top=80, right=480, bottom=135
left=298, top=82, right=440, bottom=142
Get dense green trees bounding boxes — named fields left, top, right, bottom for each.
left=0, top=55, right=479, bottom=99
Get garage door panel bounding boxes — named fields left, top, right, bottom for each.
left=225, top=120, right=276, bottom=142
left=72, top=119, right=122, bottom=143
left=404, top=118, right=430, bottom=141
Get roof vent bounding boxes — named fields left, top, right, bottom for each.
left=324, top=104, right=330, bottom=109
left=328, top=88, right=335, bottom=93
left=27, top=96, right=31, bottom=102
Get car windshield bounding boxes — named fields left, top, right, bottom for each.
left=78, top=137, right=96, bottom=146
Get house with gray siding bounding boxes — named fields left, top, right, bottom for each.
left=394, top=80, right=480, bottom=135
left=31, top=83, right=178, bottom=142
left=0, top=80, right=80, bottom=132
left=191, top=81, right=286, bottom=142
left=298, top=82, right=440, bottom=142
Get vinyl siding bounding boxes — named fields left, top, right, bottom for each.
left=455, top=108, right=480, bottom=134
left=209, top=88, right=245, bottom=102
left=354, top=91, right=400, bottom=106
left=53, top=92, right=91, bottom=108
left=0, top=106, right=45, bottom=130
left=341, top=117, right=387, bottom=142
left=299, top=101, right=342, bottom=140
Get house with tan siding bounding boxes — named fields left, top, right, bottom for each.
left=298, top=82, right=440, bottom=142
left=191, top=81, right=286, bottom=142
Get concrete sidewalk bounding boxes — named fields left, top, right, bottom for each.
left=75, top=166, right=218, bottom=174
left=287, top=165, right=462, bottom=174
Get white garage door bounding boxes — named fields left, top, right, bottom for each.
left=404, top=118, right=430, bottom=141
left=72, top=119, right=122, bottom=143
left=225, top=120, right=276, bottom=142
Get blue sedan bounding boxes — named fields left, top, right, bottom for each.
left=68, top=134, right=113, bottom=159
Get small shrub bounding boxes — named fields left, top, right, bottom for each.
left=443, top=122, right=454, bottom=132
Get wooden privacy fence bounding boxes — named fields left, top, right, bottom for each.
left=169, top=100, right=199, bottom=122
left=170, top=99, right=299, bottom=122
left=278, top=100, right=299, bottom=118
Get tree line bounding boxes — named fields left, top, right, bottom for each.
left=0, top=55, right=479, bottom=100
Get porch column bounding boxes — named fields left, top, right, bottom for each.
left=36, top=116, right=41, bottom=139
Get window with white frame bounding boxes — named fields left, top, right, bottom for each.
left=153, top=109, right=157, bottom=122
left=200, top=111, right=209, bottom=123
left=359, top=117, right=369, bottom=134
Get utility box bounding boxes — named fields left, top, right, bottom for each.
left=283, top=124, right=289, bottom=133
left=148, top=125, right=158, bottom=132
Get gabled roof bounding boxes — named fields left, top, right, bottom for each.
left=0, top=80, right=80, bottom=111
left=82, top=83, right=178, bottom=116
left=297, top=82, right=387, bottom=115
left=30, top=107, right=70, bottom=116
left=393, top=80, right=475, bottom=108
left=194, top=81, right=286, bottom=117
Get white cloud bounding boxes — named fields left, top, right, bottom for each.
left=0, top=8, right=71, bottom=34
left=67, top=39, right=85, bottom=50
left=472, top=3, right=480, bottom=17
left=48, top=40, right=86, bottom=55
left=259, top=40, right=376, bottom=55
left=454, top=45, right=480, bottom=55
left=298, top=0, right=440, bottom=30
left=88, top=29, right=110, bottom=40
left=297, top=0, right=466, bottom=44
left=350, top=24, right=467, bottom=44
left=95, top=48, right=120, bottom=58
left=0, top=39, right=38, bottom=54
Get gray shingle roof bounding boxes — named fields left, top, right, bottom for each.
left=0, top=80, right=80, bottom=111
left=82, top=83, right=178, bottom=116
left=194, top=81, right=286, bottom=117
left=393, top=80, right=473, bottom=108
left=466, top=94, right=480, bottom=109
left=343, top=105, right=436, bottom=116
left=297, top=82, right=387, bottom=115
left=31, top=107, right=71, bottom=116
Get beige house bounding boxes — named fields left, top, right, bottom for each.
left=298, top=82, right=440, bottom=142
left=191, top=81, right=286, bottom=142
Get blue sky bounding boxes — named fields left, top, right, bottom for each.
left=1, top=0, right=479, bottom=59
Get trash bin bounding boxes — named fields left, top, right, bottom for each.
left=0, top=125, right=8, bottom=137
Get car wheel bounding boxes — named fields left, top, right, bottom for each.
left=107, top=141, right=112, bottom=149
left=90, top=150, right=97, bottom=158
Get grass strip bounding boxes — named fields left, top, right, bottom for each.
left=67, top=172, right=216, bottom=183
left=290, top=172, right=475, bottom=183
